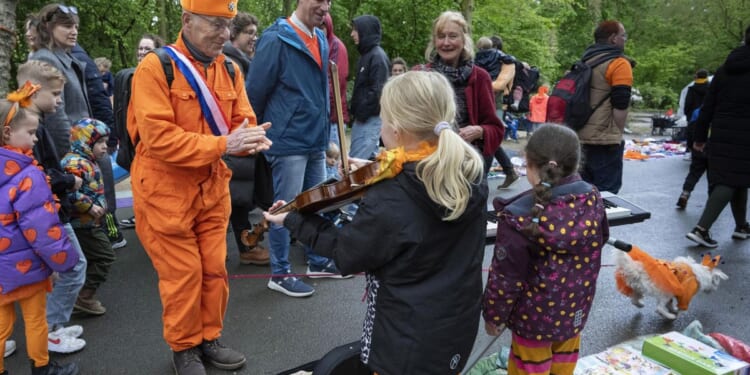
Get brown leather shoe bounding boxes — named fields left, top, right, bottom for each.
left=239, top=246, right=270, bottom=265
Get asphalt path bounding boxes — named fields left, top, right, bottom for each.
left=4, top=152, right=749, bottom=374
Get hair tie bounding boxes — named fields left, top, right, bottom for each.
left=531, top=217, right=540, bottom=223
left=540, top=182, right=551, bottom=188
left=548, top=160, right=558, bottom=168
left=534, top=203, right=544, bottom=210
left=4, top=81, right=41, bottom=128
left=434, top=121, right=452, bottom=136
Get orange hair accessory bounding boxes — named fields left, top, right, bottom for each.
left=4, top=81, right=41, bottom=128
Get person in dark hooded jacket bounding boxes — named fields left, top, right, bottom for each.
left=349, top=15, right=390, bottom=160
left=265, top=71, right=487, bottom=375
left=687, top=26, right=750, bottom=248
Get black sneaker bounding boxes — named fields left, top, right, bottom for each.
left=686, top=227, right=718, bottom=248
left=30, top=360, right=79, bottom=375
left=172, top=347, right=206, bottom=375
left=199, top=339, right=246, bottom=370
left=732, top=222, right=750, bottom=240
left=676, top=192, right=690, bottom=209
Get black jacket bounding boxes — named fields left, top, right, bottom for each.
left=684, top=81, right=709, bottom=119
left=285, top=163, right=487, bottom=374
left=222, top=42, right=252, bottom=80
left=695, top=44, right=750, bottom=188
left=349, top=15, right=390, bottom=122
left=33, top=123, right=75, bottom=223
left=71, top=44, right=116, bottom=147
left=474, top=49, right=514, bottom=80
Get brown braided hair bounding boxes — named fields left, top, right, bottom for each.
left=521, top=125, right=581, bottom=236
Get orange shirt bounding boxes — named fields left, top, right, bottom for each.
left=289, top=17, right=322, bottom=68
left=605, top=57, right=633, bottom=87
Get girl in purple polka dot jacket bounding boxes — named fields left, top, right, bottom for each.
left=482, top=124, right=609, bottom=375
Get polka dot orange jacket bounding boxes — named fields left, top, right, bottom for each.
left=0, top=147, right=78, bottom=295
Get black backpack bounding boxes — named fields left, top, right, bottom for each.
left=546, top=53, right=618, bottom=130
left=504, top=61, right=540, bottom=113
left=114, top=48, right=235, bottom=171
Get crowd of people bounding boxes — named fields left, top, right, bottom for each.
left=2, top=0, right=748, bottom=374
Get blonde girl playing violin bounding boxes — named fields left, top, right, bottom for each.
left=264, top=71, right=488, bottom=375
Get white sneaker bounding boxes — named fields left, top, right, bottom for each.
left=4, top=339, right=15, bottom=358
left=48, top=333, right=86, bottom=354
left=50, top=325, right=84, bottom=339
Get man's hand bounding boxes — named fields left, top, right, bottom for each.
left=693, top=142, right=705, bottom=153
left=225, top=120, right=273, bottom=155
left=459, top=125, right=484, bottom=142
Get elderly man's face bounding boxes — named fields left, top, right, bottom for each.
left=183, top=12, right=231, bottom=58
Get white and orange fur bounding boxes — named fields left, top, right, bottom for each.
left=615, top=247, right=728, bottom=320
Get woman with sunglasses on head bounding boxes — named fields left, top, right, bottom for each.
left=29, top=3, right=90, bottom=157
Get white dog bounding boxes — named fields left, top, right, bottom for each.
left=615, top=247, right=728, bottom=320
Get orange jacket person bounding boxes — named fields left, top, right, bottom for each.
left=127, top=1, right=271, bottom=374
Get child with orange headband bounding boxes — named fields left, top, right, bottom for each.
left=0, top=84, right=80, bottom=375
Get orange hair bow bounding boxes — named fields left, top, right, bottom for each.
left=4, top=81, right=41, bottom=128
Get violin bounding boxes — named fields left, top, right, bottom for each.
left=240, top=61, right=382, bottom=249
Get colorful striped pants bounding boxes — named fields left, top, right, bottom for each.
left=508, top=332, right=580, bottom=375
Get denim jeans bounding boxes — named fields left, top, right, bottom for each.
left=47, top=223, right=87, bottom=330
left=349, top=116, right=382, bottom=159
left=329, top=122, right=341, bottom=149
left=266, top=152, right=331, bottom=275
left=581, top=141, right=625, bottom=194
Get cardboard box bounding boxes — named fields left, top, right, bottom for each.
left=575, top=344, right=674, bottom=375
left=642, top=331, right=750, bottom=375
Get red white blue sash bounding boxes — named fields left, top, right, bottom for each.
left=163, top=45, right=230, bottom=136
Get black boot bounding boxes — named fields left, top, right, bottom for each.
left=30, top=360, right=79, bottom=375
left=172, top=347, right=206, bottom=375
left=199, top=339, right=246, bottom=370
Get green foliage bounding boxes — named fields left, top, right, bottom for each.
left=9, top=0, right=750, bottom=111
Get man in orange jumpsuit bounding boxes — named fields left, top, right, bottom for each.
left=127, top=1, right=271, bottom=374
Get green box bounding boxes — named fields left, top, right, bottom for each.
left=642, top=332, right=749, bottom=375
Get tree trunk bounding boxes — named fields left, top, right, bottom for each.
left=158, top=0, right=169, bottom=42
left=0, top=0, right=19, bottom=97
left=461, top=0, right=473, bottom=30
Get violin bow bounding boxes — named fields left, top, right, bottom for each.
left=329, top=61, right=350, bottom=176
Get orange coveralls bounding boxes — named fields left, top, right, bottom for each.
left=128, top=34, right=256, bottom=351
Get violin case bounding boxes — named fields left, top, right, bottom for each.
left=276, top=340, right=372, bottom=375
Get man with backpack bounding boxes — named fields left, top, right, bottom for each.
left=128, top=1, right=272, bottom=373
left=573, top=20, right=633, bottom=194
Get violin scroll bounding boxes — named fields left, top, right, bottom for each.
left=240, top=221, right=269, bottom=249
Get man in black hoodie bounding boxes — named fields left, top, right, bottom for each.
left=349, top=15, right=390, bottom=160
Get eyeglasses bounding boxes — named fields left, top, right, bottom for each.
left=58, top=5, right=78, bottom=15
left=192, top=13, right=231, bottom=33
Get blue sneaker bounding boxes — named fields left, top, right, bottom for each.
left=267, top=275, right=314, bottom=297
left=306, top=261, right=354, bottom=279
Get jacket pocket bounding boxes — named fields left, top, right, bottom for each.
left=215, top=89, right=238, bottom=125
left=170, top=89, right=201, bottom=133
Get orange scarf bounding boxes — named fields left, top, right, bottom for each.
left=367, top=142, right=437, bottom=185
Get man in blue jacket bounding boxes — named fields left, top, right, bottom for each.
left=247, top=0, right=347, bottom=298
